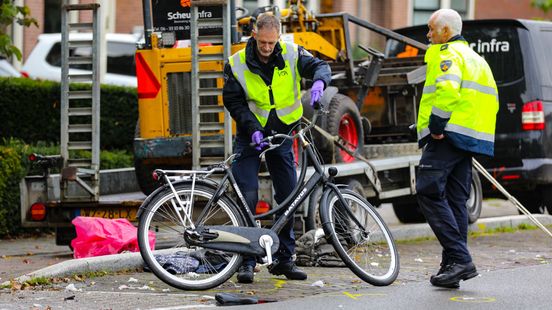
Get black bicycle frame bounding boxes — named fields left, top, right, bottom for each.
left=193, top=123, right=367, bottom=236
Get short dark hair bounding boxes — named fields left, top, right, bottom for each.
left=255, top=13, right=281, bottom=34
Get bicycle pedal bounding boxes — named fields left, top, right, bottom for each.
left=259, top=235, right=274, bottom=265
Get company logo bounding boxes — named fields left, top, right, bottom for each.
left=469, top=39, right=510, bottom=53
left=180, top=0, right=190, bottom=7
left=285, top=188, right=308, bottom=216
left=167, top=10, right=212, bottom=20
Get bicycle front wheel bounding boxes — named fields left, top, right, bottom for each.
left=320, top=188, right=399, bottom=286
left=138, top=183, right=244, bottom=290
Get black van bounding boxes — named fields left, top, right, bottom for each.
left=386, top=19, right=552, bottom=215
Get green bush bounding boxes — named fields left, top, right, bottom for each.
left=0, top=139, right=31, bottom=236
left=0, top=77, right=138, bottom=150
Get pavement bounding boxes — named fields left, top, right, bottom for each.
left=7, top=214, right=552, bottom=284
left=0, top=212, right=551, bottom=309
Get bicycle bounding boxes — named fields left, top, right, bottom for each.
left=137, top=107, right=400, bottom=290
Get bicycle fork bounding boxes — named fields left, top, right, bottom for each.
left=327, top=183, right=369, bottom=236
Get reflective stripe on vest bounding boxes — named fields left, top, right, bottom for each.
left=229, top=42, right=302, bottom=127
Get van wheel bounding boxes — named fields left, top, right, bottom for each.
left=394, top=169, right=482, bottom=224
left=467, top=169, right=483, bottom=223
left=515, top=189, right=547, bottom=214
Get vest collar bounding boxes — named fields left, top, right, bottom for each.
left=447, top=34, right=467, bottom=43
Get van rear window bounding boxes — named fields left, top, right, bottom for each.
left=461, top=25, right=524, bottom=85
left=386, top=25, right=524, bottom=85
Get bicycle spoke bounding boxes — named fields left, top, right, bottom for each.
left=322, top=189, right=399, bottom=286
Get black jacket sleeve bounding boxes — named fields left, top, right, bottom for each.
left=222, top=63, right=263, bottom=138
left=297, top=46, right=332, bottom=88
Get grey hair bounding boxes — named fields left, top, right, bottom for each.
left=255, top=13, right=281, bottom=34
left=432, top=9, right=462, bottom=36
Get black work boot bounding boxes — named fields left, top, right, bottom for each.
left=430, top=262, right=459, bottom=288
left=430, top=261, right=448, bottom=281
left=430, top=262, right=478, bottom=288
left=237, top=265, right=254, bottom=283
left=268, top=260, right=307, bottom=280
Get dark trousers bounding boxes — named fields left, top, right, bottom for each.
left=232, top=136, right=297, bottom=267
left=416, top=139, right=473, bottom=265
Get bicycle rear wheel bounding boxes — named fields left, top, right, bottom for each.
left=320, top=188, right=399, bottom=286
left=138, top=183, right=244, bottom=290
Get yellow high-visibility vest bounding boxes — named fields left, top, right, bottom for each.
left=417, top=40, right=499, bottom=156
left=229, top=42, right=302, bottom=127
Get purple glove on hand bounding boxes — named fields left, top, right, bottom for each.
left=251, top=131, right=268, bottom=151
left=310, top=80, right=325, bottom=108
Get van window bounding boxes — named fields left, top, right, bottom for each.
left=461, top=26, right=524, bottom=85
left=539, top=28, right=552, bottom=84
left=45, top=41, right=136, bottom=76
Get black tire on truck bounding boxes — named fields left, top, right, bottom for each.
left=134, top=121, right=160, bottom=195
left=302, top=92, right=364, bottom=164
left=134, top=159, right=159, bottom=195
left=392, top=168, right=483, bottom=224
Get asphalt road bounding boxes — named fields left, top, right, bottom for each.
left=1, top=198, right=550, bottom=309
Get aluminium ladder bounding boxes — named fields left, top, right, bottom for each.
left=190, top=0, right=233, bottom=169
left=60, top=2, right=101, bottom=202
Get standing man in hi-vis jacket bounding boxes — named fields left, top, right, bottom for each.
left=416, top=8, right=498, bottom=289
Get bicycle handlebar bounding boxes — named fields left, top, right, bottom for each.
left=249, top=105, right=325, bottom=150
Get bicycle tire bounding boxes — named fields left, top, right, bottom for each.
left=138, top=182, right=245, bottom=290
left=320, top=188, right=399, bottom=286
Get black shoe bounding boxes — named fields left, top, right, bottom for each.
left=268, top=260, right=307, bottom=280
left=237, top=265, right=254, bottom=283
left=430, top=262, right=478, bottom=288
left=430, top=262, right=448, bottom=282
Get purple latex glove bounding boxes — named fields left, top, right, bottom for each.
left=310, top=80, right=325, bottom=108
left=251, top=131, right=269, bottom=151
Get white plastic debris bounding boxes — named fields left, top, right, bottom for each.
left=509, top=249, right=516, bottom=253
left=414, top=258, right=424, bottom=263
left=118, top=285, right=130, bottom=290
left=162, top=288, right=171, bottom=292
left=311, top=280, right=325, bottom=288
left=370, top=262, right=379, bottom=267
left=65, top=283, right=82, bottom=292
left=128, top=277, right=139, bottom=283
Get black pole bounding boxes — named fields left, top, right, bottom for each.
left=230, top=0, right=238, bottom=43
left=142, top=0, right=152, bottom=48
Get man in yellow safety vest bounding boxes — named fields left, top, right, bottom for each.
left=223, top=13, right=331, bottom=284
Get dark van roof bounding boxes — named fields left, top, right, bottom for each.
left=391, top=18, right=552, bottom=91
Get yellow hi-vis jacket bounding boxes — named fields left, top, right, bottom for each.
left=228, top=42, right=302, bottom=127
left=417, top=39, right=499, bottom=156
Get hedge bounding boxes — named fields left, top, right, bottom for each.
left=0, top=139, right=31, bottom=236
left=0, top=77, right=138, bottom=150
